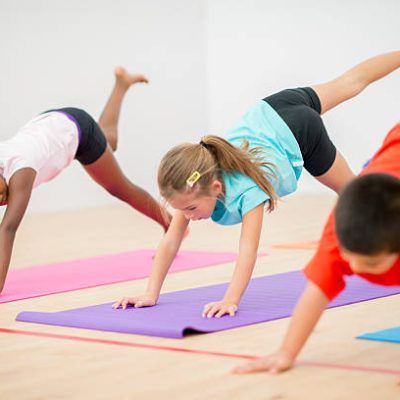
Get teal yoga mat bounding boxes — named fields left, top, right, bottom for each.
left=357, top=327, right=400, bottom=344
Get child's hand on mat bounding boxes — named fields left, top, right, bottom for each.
left=202, top=300, right=238, bottom=318
left=232, top=351, right=294, bottom=374
left=112, top=294, right=157, bottom=310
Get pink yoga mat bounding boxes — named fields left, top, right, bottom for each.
left=1, top=249, right=242, bottom=304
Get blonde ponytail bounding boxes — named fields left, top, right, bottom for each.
left=158, top=135, right=277, bottom=211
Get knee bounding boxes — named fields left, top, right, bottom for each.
left=340, top=73, right=367, bottom=98
left=109, top=140, right=118, bottom=152
left=100, top=125, right=118, bottom=152
left=105, top=134, right=118, bottom=152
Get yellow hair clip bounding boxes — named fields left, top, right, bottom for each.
left=186, top=171, right=201, bottom=188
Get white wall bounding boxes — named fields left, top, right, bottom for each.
left=205, top=0, right=400, bottom=192
left=0, top=0, right=208, bottom=212
left=1, top=0, right=399, bottom=216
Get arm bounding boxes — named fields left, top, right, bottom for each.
left=0, top=169, right=36, bottom=293
left=113, top=210, right=189, bottom=309
left=203, top=203, right=264, bottom=318
left=233, top=281, right=329, bottom=374
left=145, top=210, right=189, bottom=299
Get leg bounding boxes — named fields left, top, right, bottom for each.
left=312, top=51, right=400, bottom=115
left=83, top=147, right=171, bottom=231
left=286, top=102, right=355, bottom=193
left=98, top=67, right=148, bottom=151
left=314, top=150, right=355, bottom=193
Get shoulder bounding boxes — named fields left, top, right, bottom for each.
left=362, top=123, right=400, bottom=177
left=9, top=167, right=37, bottom=190
left=224, top=171, right=269, bottom=213
left=1, top=168, right=36, bottom=230
left=303, top=211, right=351, bottom=300
left=223, top=171, right=268, bottom=200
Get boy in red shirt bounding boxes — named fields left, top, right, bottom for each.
left=234, top=123, right=400, bottom=374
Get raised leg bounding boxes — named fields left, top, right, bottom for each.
left=311, top=51, right=400, bottom=193
left=83, top=147, right=171, bottom=231
left=314, top=150, right=355, bottom=193
left=98, top=67, right=148, bottom=151
left=83, top=67, right=170, bottom=231
left=312, top=51, right=400, bottom=115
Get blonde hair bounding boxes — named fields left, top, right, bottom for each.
left=158, top=135, right=277, bottom=211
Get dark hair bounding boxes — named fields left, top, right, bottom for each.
left=335, top=173, right=400, bottom=255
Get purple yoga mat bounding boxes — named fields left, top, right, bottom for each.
left=16, top=271, right=400, bottom=339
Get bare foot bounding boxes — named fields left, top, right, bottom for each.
left=114, top=67, right=148, bottom=89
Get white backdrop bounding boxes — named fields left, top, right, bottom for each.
left=0, top=0, right=399, bottom=214
left=205, top=0, right=400, bottom=192
left=0, top=0, right=208, bottom=212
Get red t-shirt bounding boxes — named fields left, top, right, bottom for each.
left=304, top=123, right=400, bottom=300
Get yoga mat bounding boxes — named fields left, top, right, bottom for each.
left=1, top=249, right=242, bottom=304
left=357, top=326, right=400, bottom=344
left=16, top=271, right=400, bottom=339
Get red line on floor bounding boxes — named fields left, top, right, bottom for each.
left=1, top=327, right=398, bottom=376
left=0, top=327, right=253, bottom=359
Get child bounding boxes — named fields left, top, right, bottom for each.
left=233, top=122, right=400, bottom=374
left=0, top=68, right=171, bottom=293
left=113, top=51, right=400, bottom=318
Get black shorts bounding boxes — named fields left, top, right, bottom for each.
left=47, top=107, right=107, bottom=165
left=263, top=87, right=336, bottom=177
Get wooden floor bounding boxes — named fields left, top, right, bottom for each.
left=1, top=194, right=399, bottom=399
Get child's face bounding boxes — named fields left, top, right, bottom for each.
left=168, top=180, right=223, bottom=221
left=0, top=175, right=8, bottom=206
left=340, top=248, right=398, bottom=275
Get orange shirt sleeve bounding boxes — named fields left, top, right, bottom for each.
left=303, top=212, right=353, bottom=300
left=362, top=123, right=400, bottom=177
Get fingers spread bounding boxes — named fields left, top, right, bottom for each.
left=202, top=303, right=213, bottom=318
left=112, top=301, right=121, bottom=309
left=215, top=309, right=226, bottom=318
left=232, top=359, right=270, bottom=374
left=206, top=305, right=219, bottom=318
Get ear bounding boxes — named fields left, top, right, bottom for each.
left=210, top=179, right=223, bottom=196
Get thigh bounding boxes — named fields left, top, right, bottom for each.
left=298, top=109, right=338, bottom=177
left=263, top=87, right=322, bottom=154
left=264, top=87, right=321, bottom=114
left=59, top=108, right=108, bottom=165
left=314, top=150, right=355, bottom=193
left=82, top=146, right=127, bottom=192
left=264, top=88, right=337, bottom=176
left=311, top=75, right=358, bottom=115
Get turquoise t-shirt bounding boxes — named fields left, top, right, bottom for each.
left=211, top=100, right=303, bottom=226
